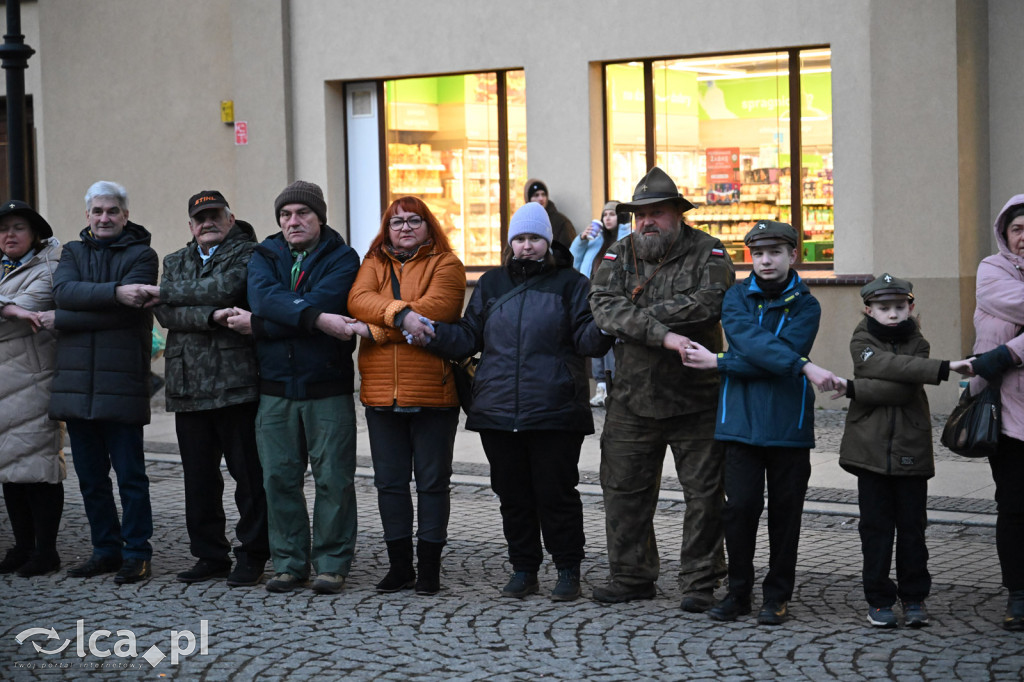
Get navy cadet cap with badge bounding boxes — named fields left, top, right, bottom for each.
left=860, top=273, right=915, bottom=303
left=743, top=220, right=798, bottom=248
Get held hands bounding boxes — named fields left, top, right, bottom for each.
left=0, top=303, right=52, bottom=332
left=949, top=359, right=975, bottom=377
left=662, top=331, right=693, bottom=363
left=223, top=307, right=253, bottom=335
left=115, top=283, right=160, bottom=308
left=315, top=313, right=370, bottom=341
left=403, top=315, right=436, bottom=347
left=682, top=341, right=718, bottom=369
left=802, top=361, right=847, bottom=398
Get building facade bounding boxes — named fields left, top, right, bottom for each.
left=5, top=0, right=1022, bottom=410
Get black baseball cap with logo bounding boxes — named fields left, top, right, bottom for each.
left=188, top=190, right=229, bottom=218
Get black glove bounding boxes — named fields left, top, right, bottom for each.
left=971, top=345, right=1015, bottom=382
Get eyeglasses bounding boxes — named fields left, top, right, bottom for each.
left=389, top=216, right=425, bottom=231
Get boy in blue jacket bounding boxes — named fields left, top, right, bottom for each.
left=684, top=220, right=844, bottom=625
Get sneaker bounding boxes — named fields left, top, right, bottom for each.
left=680, top=591, right=715, bottom=613
left=550, top=566, right=581, bottom=602
left=114, top=559, right=151, bottom=585
left=757, top=601, right=788, bottom=625
left=707, top=594, right=752, bottom=622
left=592, top=579, right=656, bottom=603
left=1004, top=591, right=1024, bottom=632
left=311, top=573, right=346, bottom=595
left=0, top=547, right=31, bottom=574
left=226, top=562, right=266, bottom=587
left=176, top=559, right=231, bottom=584
left=15, top=552, right=61, bottom=578
left=67, top=554, right=122, bottom=578
left=590, top=384, right=607, bottom=407
left=266, top=573, right=306, bottom=593
left=500, top=571, right=539, bottom=598
left=867, top=606, right=898, bottom=628
left=902, top=601, right=930, bottom=628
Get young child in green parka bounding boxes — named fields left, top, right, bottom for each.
left=838, top=274, right=973, bottom=629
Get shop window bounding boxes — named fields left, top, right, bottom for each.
left=605, top=49, right=833, bottom=265
left=384, top=71, right=526, bottom=268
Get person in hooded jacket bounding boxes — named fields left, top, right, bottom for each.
left=970, top=194, right=1024, bottom=631
left=45, top=181, right=158, bottom=585
left=570, top=200, right=632, bottom=407
left=419, top=201, right=611, bottom=602
left=0, top=201, right=64, bottom=577
left=838, top=274, right=972, bottom=629
left=525, top=179, right=576, bottom=249
left=684, top=220, right=843, bottom=625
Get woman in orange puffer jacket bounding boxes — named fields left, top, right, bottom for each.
left=347, top=196, right=466, bottom=597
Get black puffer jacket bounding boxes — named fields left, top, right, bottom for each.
left=49, top=222, right=158, bottom=424
left=429, top=242, right=611, bottom=433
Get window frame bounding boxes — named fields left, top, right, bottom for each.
left=602, top=46, right=832, bottom=270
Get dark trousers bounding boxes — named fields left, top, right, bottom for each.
left=856, top=469, right=930, bottom=606
left=479, top=429, right=585, bottom=571
left=2, top=481, right=64, bottom=560
left=990, top=435, right=1024, bottom=592
left=722, top=442, right=810, bottom=603
left=176, top=402, right=269, bottom=566
left=67, top=419, right=153, bottom=560
left=365, top=407, right=458, bottom=544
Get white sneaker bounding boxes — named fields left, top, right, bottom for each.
left=590, top=383, right=607, bottom=407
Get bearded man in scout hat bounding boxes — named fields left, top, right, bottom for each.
left=588, top=167, right=735, bottom=611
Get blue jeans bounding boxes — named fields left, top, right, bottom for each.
left=67, top=419, right=153, bottom=560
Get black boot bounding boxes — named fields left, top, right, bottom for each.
left=376, top=538, right=415, bottom=593
left=1005, top=591, right=1024, bottom=631
left=415, top=539, right=444, bottom=595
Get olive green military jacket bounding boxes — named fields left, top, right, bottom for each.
left=153, top=222, right=259, bottom=412
left=839, top=317, right=944, bottom=478
left=589, top=225, right=735, bottom=419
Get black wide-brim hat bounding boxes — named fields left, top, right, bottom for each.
left=618, top=166, right=696, bottom=213
left=0, top=199, right=54, bottom=239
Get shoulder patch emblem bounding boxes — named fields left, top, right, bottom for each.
left=860, top=346, right=874, bottom=362
left=711, top=248, right=725, bottom=257
left=603, top=253, right=617, bottom=261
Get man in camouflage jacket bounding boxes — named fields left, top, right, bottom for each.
left=589, top=167, right=735, bottom=611
left=146, top=190, right=269, bottom=587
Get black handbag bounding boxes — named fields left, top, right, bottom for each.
left=940, top=382, right=1002, bottom=458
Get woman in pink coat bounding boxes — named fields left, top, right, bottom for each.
left=971, top=193, right=1024, bottom=631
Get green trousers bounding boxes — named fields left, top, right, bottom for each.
left=600, top=400, right=726, bottom=595
left=256, top=394, right=357, bottom=578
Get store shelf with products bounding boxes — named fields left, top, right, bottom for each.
left=386, top=142, right=504, bottom=267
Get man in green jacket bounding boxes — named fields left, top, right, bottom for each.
left=144, top=190, right=269, bottom=587
left=589, top=167, right=735, bottom=612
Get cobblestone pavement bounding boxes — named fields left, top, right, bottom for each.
left=2, top=455, right=1022, bottom=681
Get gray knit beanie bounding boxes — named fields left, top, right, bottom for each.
left=275, top=180, right=327, bottom=224
left=507, top=202, right=553, bottom=245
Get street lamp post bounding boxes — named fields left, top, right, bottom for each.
left=0, top=0, right=35, bottom=201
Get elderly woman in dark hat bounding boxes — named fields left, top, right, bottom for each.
left=0, top=200, right=65, bottom=577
